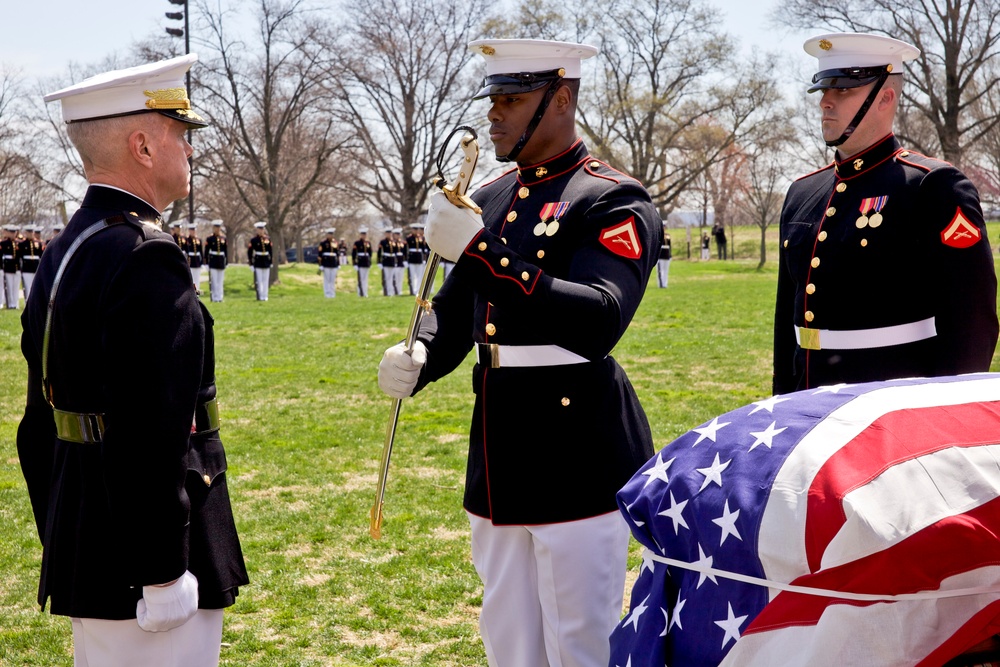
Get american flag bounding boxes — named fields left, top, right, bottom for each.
left=609, top=373, right=1000, bottom=667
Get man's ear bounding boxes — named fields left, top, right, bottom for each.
left=128, top=129, right=154, bottom=168
left=879, top=85, right=897, bottom=111
left=553, top=84, right=573, bottom=113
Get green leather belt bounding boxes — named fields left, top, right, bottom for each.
left=54, top=397, right=220, bottom=444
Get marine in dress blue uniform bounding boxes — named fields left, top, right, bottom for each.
left=377, top=228, right=400, bottom=296
left=351, top=228, right=372, bottom=297
left=1, top=224, right=19, bottom=309
left=773, top=33, right=998, bottom=395
left=404, top=223, right=428, bottom=295
left=184, top=223, right=204, bottom=293
left=317, top=227, right=339, bottom=298
left=378, top=39, right=660, bottom=667
left=203, top=220, right=227, bottom=302
left=19, top=54, right=247, bottom=667
left=18, top=225, right=45, bottom=302
left=656, top=227, right=671, bottom=288
left=248, top=221, right=273, bottom=301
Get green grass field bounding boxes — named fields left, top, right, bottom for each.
left=1, top=229, right=998, bottom=665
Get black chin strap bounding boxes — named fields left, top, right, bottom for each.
left=496, top=77, right=563, bottom=163
left=827, top=68, right=892, bottom=147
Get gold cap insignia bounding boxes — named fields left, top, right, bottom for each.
left=480, top=45, right=496, bottom=56
left=144, top=87, right=191, bottom=110
left=557, top=68, right=566, bottom=77
left=819, top=39, right=833, bottom=51
left=886, top=64, right=893, bottom=73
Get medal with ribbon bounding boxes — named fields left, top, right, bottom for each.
left=856, top=196, right=888, bottom=229
left=534, top=201, right=570, bottom=237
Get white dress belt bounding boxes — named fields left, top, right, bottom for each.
left=476, top=343, right=590, bottom=368
left=795, top=316, right=936, bottom=351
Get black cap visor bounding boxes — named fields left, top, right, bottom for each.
left=808, top=66, right=888, bottom=93
left=473, top=69, right=565, bottom=100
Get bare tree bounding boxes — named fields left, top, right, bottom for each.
left=773, top=0, right=1000, bottom=167
left=327, top=0, right=495, bottom=230
left=738, top=115, right=798, bottom=269
left=0, top=66, right=64, bottom=226
left=194, top=0, right=351, bottom=281
left=574, top=0, right=786, bottom=211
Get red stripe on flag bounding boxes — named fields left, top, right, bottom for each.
left=745, top=497, right=1000, bottom=634
left=804, top=401, right=1000, bottom=572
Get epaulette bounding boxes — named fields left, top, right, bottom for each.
left=793, top=162, right=836, bottom=183
left=583, top=157, right=637, bottom=185
left=895, top=148, right=952, bottom=173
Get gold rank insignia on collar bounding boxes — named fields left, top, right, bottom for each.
left=536, top=167, right=548, bottom=177
left=853, top=158, right=864, bottom=171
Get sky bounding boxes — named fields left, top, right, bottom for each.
left=2, top=0, right=818, bottom=84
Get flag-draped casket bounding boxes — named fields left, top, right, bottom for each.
left=610, top=374, right=1000, bottom=667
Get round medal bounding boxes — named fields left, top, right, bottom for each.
left=855, top=215, right=869, bottom=229
left=545, top=220, right=560, bottom=236
left=868, top=212, right=883, bottom=228
left=533, top=222, right=547, bottom=236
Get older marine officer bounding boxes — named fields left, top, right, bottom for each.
left=773, top=32, right=998, bottom=394
left=18, top=54, right=248, bottom=667
left=378, top=39, right=660, bottom=667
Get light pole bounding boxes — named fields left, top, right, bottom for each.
left=166, top=0, right=195, bottom=229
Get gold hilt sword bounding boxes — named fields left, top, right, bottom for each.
left=370, top=128, right=481, bottom=539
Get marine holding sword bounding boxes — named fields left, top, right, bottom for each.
left=378, top=39, right=662, bottom=667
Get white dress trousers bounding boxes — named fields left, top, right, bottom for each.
left=4, top=271, right=19, bottom=309
left=322, top=266, right=338, bottom=298
left=467, top=510, right=630, bottom=667
left=254, top=267, right=270, bottom=300
left=209, top=268, right=225, bottom=302
left=72, top=609, right=224, bottom=667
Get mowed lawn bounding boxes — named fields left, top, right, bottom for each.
left=1, top=226, right=998, bottom=666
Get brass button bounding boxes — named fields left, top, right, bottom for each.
left=835, top=183, right=847, bottom=193
left=804, top=311, right=815, bottom=322
left=521, top=271, right=530, bottom=281
left=589, top=161, right=600, bottom=168
left=782, top=239, right=788, bottom=248
left=485, top=323, right=496, bottom=336
left=202, top=473, right=211, bottom=486
left=518, top=187, right=529, bottom=199
left=825, top=207, right=836, bottom=217
left=478, top=242, right=487, bottom=251
left=537, top=250, right=545, bottom=259
left=806, top=283, right=816, bottom=294
left=818, top=231, right=827, bottom=242
left=899, top=150, right=910, bottom=157
left=561, top=397, right=571, bottom=406
left=861, top=239, right=868, bottom=247
left=130, top=211, right=139, bottom=217
left=506, top=211, right=517, bottom=222
left=501, top=237, right=507, bottom=244
left=810, top=257, right=820, bottom=268
left=500, top=257, right=509, bottom=267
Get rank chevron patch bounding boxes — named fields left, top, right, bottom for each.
left=941, top=207, right=982, bottom=248
left=600, top=217, right=642, bottom=259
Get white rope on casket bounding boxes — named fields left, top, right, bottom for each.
left=644, top=548, right=1000, bottom=601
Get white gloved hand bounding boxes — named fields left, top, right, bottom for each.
left=378, top=340, right=428, bottom=399
left=136, top=570, right=199, bottom=633
left=424, top=191, right=484, bottom=262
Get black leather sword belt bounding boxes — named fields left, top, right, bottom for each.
left=53, top=397, right=221, bottom=444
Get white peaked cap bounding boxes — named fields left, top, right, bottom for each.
left=44, top=54, right=207, bottom=127
left=254, top=221, right=267, bottom=228
left=804, top=32, right=920, bottom=72
left=469, top=39, right=598, bottom=78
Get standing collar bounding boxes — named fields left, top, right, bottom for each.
left=516, top=138, right=589, bottom=184
left=834, top=134, right=901, bottom=178
left=81, top=184, right=161, bottom=219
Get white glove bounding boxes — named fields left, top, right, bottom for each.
left=136, top=570, right=199, bottom=633
left=424, top=191, right=484, bottom=262
left=378, top=340, right=428, bottom=399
